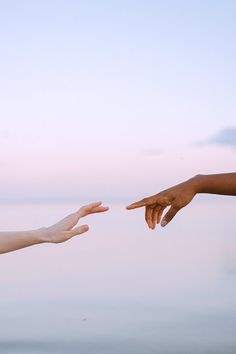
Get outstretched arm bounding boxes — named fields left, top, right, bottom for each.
left=126, top=173, right=236, bottom=229
left=0, top=202, right=109, bottom=254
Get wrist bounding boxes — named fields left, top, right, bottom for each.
left=189, top=174, right=205, bottom=194
left=35, top=227, right=50, bottom=244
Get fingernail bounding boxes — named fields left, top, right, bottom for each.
left=161, top=220, right=168, bottom=227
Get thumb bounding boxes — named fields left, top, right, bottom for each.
left=70, top=224, right=89, bottom=237
left=161, top=206, right=180, bottom=227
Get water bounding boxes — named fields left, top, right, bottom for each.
left=0, top=198, right=235, bottom=353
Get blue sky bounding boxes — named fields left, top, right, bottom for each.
left=0, top=0, right=235, bottom=201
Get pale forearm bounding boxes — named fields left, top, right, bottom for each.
left=0, top=228, right=47, bottom=254
left=0, top=202, right=109, bottom=254
left=192, top=173, right=236, bottom=196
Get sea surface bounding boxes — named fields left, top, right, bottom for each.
left=0, top=198, right=235, bottom=354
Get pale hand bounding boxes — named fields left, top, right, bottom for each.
left=44, top=202, right=109, bottom=243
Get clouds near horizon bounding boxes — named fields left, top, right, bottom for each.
left=197, top=127, right=236, bottom=150
left=0, top=1, right=236, bottom=200
left=209, top=127, right=236, bottom=149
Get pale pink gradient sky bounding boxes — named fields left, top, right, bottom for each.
left=0, top=0, right=235, bottom=201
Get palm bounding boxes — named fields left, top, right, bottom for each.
left=46, top=202, right=109, bottom=243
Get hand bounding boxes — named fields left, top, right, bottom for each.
left=43, top=202, right=109, bottom=243
left=126, top=179, right=197, bottom=229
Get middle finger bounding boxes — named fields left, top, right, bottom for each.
left=145, top=206, right=153, bottom=229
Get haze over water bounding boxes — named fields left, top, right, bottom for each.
left=0, top=0, right=236, bottom=353
left=0, top=198, right=236, bottom=353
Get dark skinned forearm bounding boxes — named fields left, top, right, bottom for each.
left=193, top=173, right=236, bottom=196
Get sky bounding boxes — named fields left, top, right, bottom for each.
left=0, top=0, right=235, bottom=202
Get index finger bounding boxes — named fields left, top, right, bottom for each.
left=126, top=198, right=148, bottom=210
left=78, top=202, right=109, bottom=217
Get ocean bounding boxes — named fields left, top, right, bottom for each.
left=0, top=198, right=235, bottom=354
